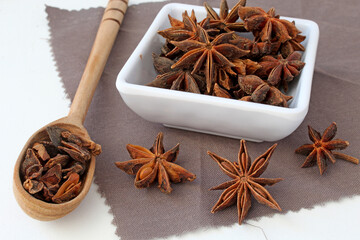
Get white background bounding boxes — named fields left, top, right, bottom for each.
left=1, top=0, right=359, bottom=239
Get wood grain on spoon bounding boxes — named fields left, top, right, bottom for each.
left=13, top=0, right=128, bottom=221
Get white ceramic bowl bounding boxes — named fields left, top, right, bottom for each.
left=116, top=3, right=319, bottom=142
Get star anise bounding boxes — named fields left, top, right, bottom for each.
left=295, top=122, right=359, bottom=175
left=208, top=139, right=282, bottom=224
left=229, top=35, right=281, bottom=60
left=280, top=33, right=306, bottom=58
left=148, top=54, right=205, bottom=93
left=238, top=75, right=292, bottom=107
left=204, top=0, right=247, bottom=33
left=255, top=52, right=305, bottom=92
left=232, top=59, right=261, bottom=76
left=158, top=11, right=219, bottom=58
left=158, top=11, right=199, bottom=58
left=213, top=83, right=232, bottom=98
left=171, top=27, right=249, bottom=93
left=238, top=6, right=301, bottom=43
left=115, top=132, right=196, bottom=194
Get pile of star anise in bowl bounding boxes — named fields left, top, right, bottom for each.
left=116, top=1, right=319, bottom=141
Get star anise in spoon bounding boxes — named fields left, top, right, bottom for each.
left=255, top=52, right=305, bottom=92
left=115, top=132, right=196, bottom=194
left=208, top=139, right=282, bottom=224
left=204, top=0, right=247, bottom=33
left=171, top=27, right=249, bottom=94
left=295, top=122, right=359, bottom=175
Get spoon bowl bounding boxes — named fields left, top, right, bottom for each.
left=13, top=118, right=95, bottom=220
left=13, top=0, right=128, bottom=220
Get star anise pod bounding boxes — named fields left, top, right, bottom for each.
left=115, top=132, right=196, bottom=194
left=295, top=122, right=359, bottom=175
left=204, top=0, right=247, bottom=33
left=208, top=139, right=282, bottom=224
left=213, top=57, right=260, bottom=91
left=232, top=59, right=261, bottom=76
left=214, top=65, right=237, bottom=90
left=238, top=6, right=301, bottom=43
left=255, top=52, right=305, bottom=92
left=238, top=75, right=292, bottom=107
left=148, top=54, right=205, bottom=93
left=213, top=83, right=232, bottom=98
left=171, top=27, right=249, bottom=93
left=158, top=11, right=219, bottom=58
left=158, top=11, right=199, bottom=58
left=280, top=33, right=306, bottom=58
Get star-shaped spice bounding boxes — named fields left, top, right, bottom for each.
left=115, top=132, right=196, bottom=194
left=148, top=54, right=205, bottom=93
left=158, top=11, right=219, bottom=58
left=280, top=33, right=306, bottom=58
left=208, top=139, right=282, bottom=224
left=204, top=0, right=247, bottom=32
left=238, top=75, right=292, bottom=107
left=171, top=27, right=249, bottom=93
left=295, top=122, right=359, bottom=175
left=238, top=6, right=300, bottom=43
left=255, top=52, right=305, bottom=92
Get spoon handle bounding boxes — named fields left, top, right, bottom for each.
left=68, top=0, right=128, bottom=124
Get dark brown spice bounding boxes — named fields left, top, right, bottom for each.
left=115, top=132, right=196, bottom=194
left=149, top=0, right=306, bottom=107
left=208, top=139, right=282, bottom=224
left=295, top=122, right=359, bottom=175
left=20, top=126, right=101, bottom=203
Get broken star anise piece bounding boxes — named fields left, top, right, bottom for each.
left=23, top=179, right=44, bottom=195
left=295, top=122, right=359, bottom=175
left=208, top=139, right=282, bottom=224
left=115, top=132, right=196, bottom=194
left=52, top=172, right=81, bottom=203
left=21, top=126, right=101, bottom=203
left=255, top=51, right=305, bottom=92
left=171, top=27, right=249, bottom=93
left=204, top=0, right=247, bottom=33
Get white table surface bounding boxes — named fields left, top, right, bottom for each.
left=1, top=0, right=359, bottom=239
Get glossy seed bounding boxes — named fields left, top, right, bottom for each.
left=139, top=166, right=153, bottom=180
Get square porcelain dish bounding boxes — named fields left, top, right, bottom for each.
left=116, top=3, right=319, bottom=142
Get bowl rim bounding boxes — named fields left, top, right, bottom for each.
left=116, top=2, right=320, bottom=116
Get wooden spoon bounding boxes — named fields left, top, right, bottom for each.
left=13, top=0, right=128, bottom=221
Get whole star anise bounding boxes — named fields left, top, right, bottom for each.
left=295, top=122, right=359, bottom=175
left=255, top=51, right=305, bottom=92
left=171, top=27, right=249, bottom=93
left=238, top=75, right=292, bottom=107
left=148, top=54, right=205, bottom=93
left=115, top=132, right=196, bottom=194
left=158, top=11, right=199, bottom=58
left=204, top=0, right=247, bottom=33
left=238, top=6, right=300, bottom=43
left=158, top=11, right=219, bottom=58
left=208, top=139, right=282, bottom=224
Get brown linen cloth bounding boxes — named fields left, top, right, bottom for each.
left=46, top=0, right=360, bottom=239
